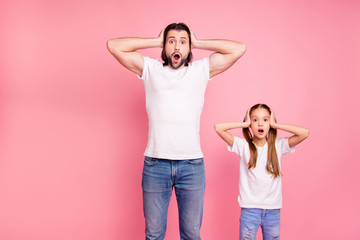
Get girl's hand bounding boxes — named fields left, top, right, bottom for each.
left=244, top=109, right=251, bottom=128
left=270, top=109, right=277, bottom=128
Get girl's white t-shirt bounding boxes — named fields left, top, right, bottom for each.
left=228, top=137, right=295, bottom=209
left=139, top=57, right=211, bottom=160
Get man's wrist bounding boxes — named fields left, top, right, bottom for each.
left=192, top=39, right=201, bottom=49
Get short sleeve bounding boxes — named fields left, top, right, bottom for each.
left=276, top=137, right=295, bottom=156
left=228, top=137, right=247, bottom=157
left=202, top=57, right=212, bottom=81
left=137, top=56, right=159, bottom=81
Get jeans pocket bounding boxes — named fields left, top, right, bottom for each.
left=144, top=156, right=158, bottom=166
left=186, top=158, right=204, bottom=165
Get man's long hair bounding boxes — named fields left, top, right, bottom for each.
left=161, top=22, right=193, bottom=67
left=242, top=104, right=280, bottom=178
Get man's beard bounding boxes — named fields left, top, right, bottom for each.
left=166, top=52, right=188, bottom=69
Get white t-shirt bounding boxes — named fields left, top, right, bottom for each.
left=228, top=137, right=295, bottom=209
left=139, top=56, right=211, bottom=159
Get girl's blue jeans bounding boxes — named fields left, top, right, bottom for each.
left=142, top=156, right=205, bottom=240
left=240, top=208, right=280, bottom=240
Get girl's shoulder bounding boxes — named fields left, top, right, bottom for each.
left=275, top=137, right=291, bottom=146
left=233, top=136, right=248, bottom=146
left=275, top=137, right=295, bottom=154
left=229, top=137, right=249, bottom=155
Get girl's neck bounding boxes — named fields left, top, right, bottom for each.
left=252, top=137, right=267, bottom=147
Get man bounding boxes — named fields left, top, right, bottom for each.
left=107, top=23, right=246, bottom=240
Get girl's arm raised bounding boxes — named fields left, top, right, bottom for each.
left=270, top=110, right=310, bottom=148
left=214, top=110, right=250, bottom=146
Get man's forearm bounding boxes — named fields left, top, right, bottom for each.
left=107, top=37, right=162, bottom=53
left=192, top=39, right=246, bottom=55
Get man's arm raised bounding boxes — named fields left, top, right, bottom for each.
left=191, top=31, right=246, bottom=78
left=107, top=30, right=164, bottom=77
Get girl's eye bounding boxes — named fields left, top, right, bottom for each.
left=264, top=119, right=268, bottom=122
left=181, top=41, right=186, bottom=44
left=253, top=119, right=257, bottom=122
left=169, top=40, right=174, bottom=44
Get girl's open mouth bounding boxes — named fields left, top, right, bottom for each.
left=258, top=129, right=264, bottom=134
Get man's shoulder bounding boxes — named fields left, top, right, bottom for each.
left=144, top=56, right=161, bottom=64
left=144, top=56, right=164, bottom=70
left=189, top=57, right=209, bottom=67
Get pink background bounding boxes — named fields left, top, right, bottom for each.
left=1, top=0, right=359, bottom=239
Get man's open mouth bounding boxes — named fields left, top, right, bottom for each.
left=173, top=53, right=180, bottom=61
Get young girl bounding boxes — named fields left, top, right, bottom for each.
left=214, top=103, right=309, bottom=240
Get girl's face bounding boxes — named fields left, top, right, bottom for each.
left=250, top=108, right=270, bottom=140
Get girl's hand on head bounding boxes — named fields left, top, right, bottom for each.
left=244, top=109, right=251, bottom=128
left=270, top=109, right=277, bottom=128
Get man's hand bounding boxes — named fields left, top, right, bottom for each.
left=158, top=29, right=165, bottom=48
left=190, top=30, right=199, bottom=49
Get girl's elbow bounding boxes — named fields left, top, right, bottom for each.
left=214, top=124, right=222, bottom=133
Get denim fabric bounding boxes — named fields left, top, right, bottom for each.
left=239, top=208, right=280, bottom=240
left=142, top=156, right=205, bottom=240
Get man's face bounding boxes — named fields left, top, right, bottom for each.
left=164, top=30, right=190, bottom=69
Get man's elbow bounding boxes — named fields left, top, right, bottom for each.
left=304, top=128, right=310, bottom=138
left=236, top=43, right=247, bottom=59
left=106, top=39, right=116, bottom=53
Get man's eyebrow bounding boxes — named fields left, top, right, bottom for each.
left=167, top=36, right=188, bottom=40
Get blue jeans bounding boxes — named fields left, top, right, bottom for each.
left=142, top=156, right=205, bottom=240
left=239, top=208, right=280, bottom=240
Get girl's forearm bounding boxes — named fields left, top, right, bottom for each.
left=214, top=122, right=249, bottom=132
left=214, top=122, right=247, bottom=147
left=272, top=123, right=310, bottom=147
left=272, top=123, right=309, bottom=137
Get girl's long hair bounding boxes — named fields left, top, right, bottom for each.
left=242, top=104, right=280, bottom=178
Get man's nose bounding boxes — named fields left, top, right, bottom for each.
left=175, top=42, right=180, bottom=50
